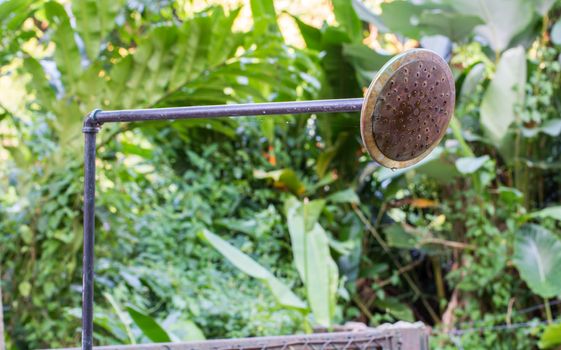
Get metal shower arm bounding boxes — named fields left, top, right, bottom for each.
left=80, top=97, right=364, bottom=350
left=84, top=98, right=364, bottom=126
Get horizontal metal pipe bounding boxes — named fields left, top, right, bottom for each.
left=93, top=98, right=363, bottom=124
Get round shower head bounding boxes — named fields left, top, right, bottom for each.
left=360, top=49, right=455, bottom=169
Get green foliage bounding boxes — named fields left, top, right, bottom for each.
left=552, top=19, right=561, bottom=45
left=0, top=0, right=40, bottom=65
left=378, top=0, right=483, bottom=42
left=531, top=206, right=561, bottom=221
left=1, top=0, right=561, bottom=349
left=480, top=46, right=526, bottom=147
left=200, top=229, right=306, bottom=310
left=513, top=224, right=561, bottom=298
left=451, top=0, right=533, bottom=53
left=126, top=306, right=171, bottom=343
left=0, top=0, right=324, bottom=347
left=72, top=0, right=125, bottom=60
left=540, top=323, right=561, bottom=349
left=454, top=155, right=490, bottom=174
left=250, top=0, right=280, bottom=38
left=45, top=1, right=83, bottom=95
left=285, top=197, right=338, bottom=327
left=331, top=0, right=362, bottom=42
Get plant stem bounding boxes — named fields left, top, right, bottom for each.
left=352, top=294, right=374, bottom=321
left=524, top=140, right=532, bottom=208
left=432, top=257, right=446, bottom=307
left=542, top=14, right=550, bottom=43
left=449, top=117, right=474, bottom=157
left=450, top=116, right=484, bottom=194
left=96, top=123, right=131, bottom=150
left=420, top=237, right=475, bottom=250
left=303, top=317, right=313, bottom=334
left=544, top=298, right=553, bottom=324
left=377, top=259, right=424, bottom=289
left=352, top=204, right=441, bottom=324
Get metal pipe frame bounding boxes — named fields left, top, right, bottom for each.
left=80, top=98, right=363, bottom=350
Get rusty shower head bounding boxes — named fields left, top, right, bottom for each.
left=360, top=49, right=455, bottom=169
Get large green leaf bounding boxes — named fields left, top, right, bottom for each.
left=107, top=7, right=243, bottom=109
left=293, top=16, right=322, bottom=50
left=157, top=40, right=323, bottom=145
left=253, top=169, right=306, bottom=196
left=104, top=293, right=135, bottom=344
left=375, top=146, right=461, bottom=185
left=451, top=0, right=533, bottom=52
left=459, top=62, right=486, bottom=101
left=285, top=197, right=338, bottom=327
left=536, top=0, right=558, bottom=16
left=540, top=323, right=561, bottom=349
left=199, top=229, right=306, bottom=310
left=72, top=0, right=124, bottom=60
left=455, top=155, right=490, bottom=174
left=480, top=46, right=526, bottom=147
left=250, top=0, right=280, bottom=38
left=0, top=0, right=36, bottom=30
left=126, top=306, right=171, bottom=343
left=332, top=0, right=363, bottom=42
left=0, top=0, right=40, bottom=65
left=372, top=297, right=414, bottom=322
left=384, top=223, right=420, bottom=249
left=305, top=226, right=337, bottom=326
left=552, top=19, right=561, bottom=45
left=513, top=224, right=561, bottom=298
left=327, top=188, right=360, bottom=204
left=285, top=197, right=326, bottom=278
left=351, top=0, right=388, bottom=32
left=108, top=8, right=320, bottom=116
left=379, top=0, right=483, bottom=42
left=44, top=1, right=82, bottom=95
left=22, top=58, right=56, bottom=112
left=419, top=11, right=483, bottom=42
left=342, top=44, right=390, bottom=87
left=530, top=206, right=561, bottom=221
left=162, top=313, right=205, bottom=342
left=380, top=0, right=424, bottom=39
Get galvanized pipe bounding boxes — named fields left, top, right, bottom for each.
left=80, top=99, right=362, bottom=350
left=82, top=115, right=99, bottom=350
left=92, top=98, right=364, bottom=124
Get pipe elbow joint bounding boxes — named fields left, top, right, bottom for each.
left=83, top=109, right=103, bottom=133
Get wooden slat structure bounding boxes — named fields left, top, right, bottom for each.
left=57, top=323, right=428, bottom=350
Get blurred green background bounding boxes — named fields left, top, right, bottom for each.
left=1, top=0, right=561, bottom=349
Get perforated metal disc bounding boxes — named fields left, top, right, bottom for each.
left=360, top=49, right=455, bottom=169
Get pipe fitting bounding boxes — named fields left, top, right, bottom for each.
left=83, top=109, right=103, bottom=133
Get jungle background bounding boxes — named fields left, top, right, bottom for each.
left=1, top=0, right=561, bottom=349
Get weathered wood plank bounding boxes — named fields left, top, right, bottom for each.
left=54, top=324, right=428, bottom=350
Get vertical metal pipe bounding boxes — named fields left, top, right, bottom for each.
left=82, top=115, right=99, bottom=350
left=0, top=265, right=5, bottom=350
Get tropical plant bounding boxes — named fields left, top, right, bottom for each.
left=1, top=0, right=561, bottom=349
left=0, top=0, right=325, bottom=347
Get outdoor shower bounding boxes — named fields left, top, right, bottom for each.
left=80, top=48, right=455, bottom=350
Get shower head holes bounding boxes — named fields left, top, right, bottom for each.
left=360, top=49, right=455, bottom=169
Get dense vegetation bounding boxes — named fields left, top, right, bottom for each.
left=1, top=0, right=561, bottom=349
